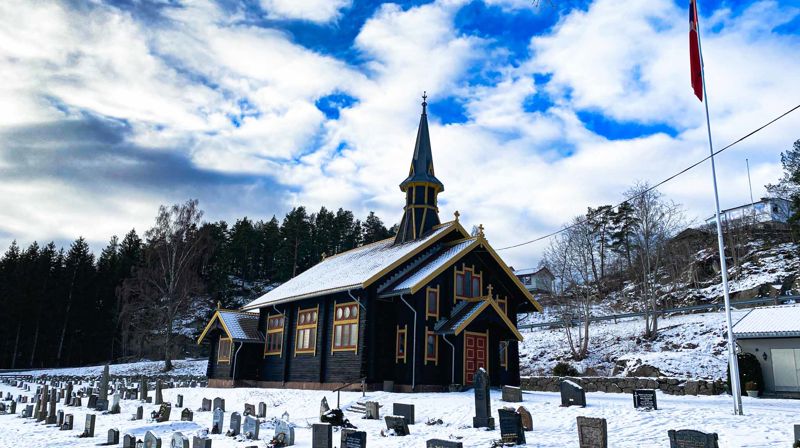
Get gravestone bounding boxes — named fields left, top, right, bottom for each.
left=96, top=398, right=108, bottom=412
left=9, top=401, right=16, bottom=414
left=312, top=423, right=332, bottom=448
left=384, top=415, right=410, bottom=436
left=80, top=413, right=96, bottom=438
left=342, top=430, right=367, bottom=448
left=502, top=385, right=523, bottom=403
left=258, top=402, right=267, bottom=418
left=110, top=392, right=121, bottom=414
left=499, top=408, right=526, bottom=445
left=392, top=403, right=414, bottom=424
left=227, top=412, right=242, bottom=437
left=144, top=430, right=162, bottom=448
left=139, top=377, right=148, bottom=401
left=107, top=429, right=120, bottom=445
left=99, top=365, right=110, bottom=401
left=243, top=415, right=259, bottom=440
left=181, top=408, right=193, bottom=421
left=57, top=410, right=64, bottom=427
left=123, top=434, right=137, bottom=448
left=87, top=395, right=98, bottom=409
left=46, top=392, right=57, bottom=424
left=364, top=401, right=380, bottom=420
left=201, top=398, right=211, bottom=412
left=211, top=408, right=224, bottom=434
left=244, top=403, right=255, bottom=416
left=472, top=368, right=495, bottom=429
left=319, top=397, right=330, bottom=418
left=176, top=394, right=183, bottom=408
left=152, top=403, right=172, bottom=422
left=62, top=413, right=74, bottom=430
left=577, top=416, right=608, bottom=448
left=171, top=432, right=190, bottom=448
left=560, top=380, right=586, bottom=407
left=23, top=404, right=34, bottom=418
left=795, top=425, right=800, bottom=444
left=154, top=380, right=163, bottom=406
left=517, top=406, right=533, bottom=431
left=192, top=436, right=212, bottom=448
left=426, top=440, right=463, bottom=448
left=212, top=397, right=225, bottom=412
left=667, top=429, right=719, bottom=448
left=64, top=382, right=73, bottom=405
left=274, top=419, right=295, bottom=446
left=633, top=389, right=658, bottom=410
left=135, top=405, right=144, bottom=420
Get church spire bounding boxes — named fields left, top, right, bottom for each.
left=395, top=93, right=444, bottom=245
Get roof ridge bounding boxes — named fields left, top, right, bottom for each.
left=321, top=236, right=395, bottom=261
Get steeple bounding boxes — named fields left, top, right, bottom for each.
left=394, top=93, right=444, bottom=245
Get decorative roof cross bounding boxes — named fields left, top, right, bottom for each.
left=454, top=210, right=460, bottom=222
left=477, top=224, right=485, bottom=238
left=487, top=284, right=494, bottom=298
left=421, top=91, right=428, bottom=114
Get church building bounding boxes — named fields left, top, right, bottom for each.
left=198, top=95, right=542, bottom=391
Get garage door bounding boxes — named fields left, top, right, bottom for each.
left=771, top=349, right=800, bottom=392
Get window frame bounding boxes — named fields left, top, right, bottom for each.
left=396, top=325, right=408, bottom=363
left=424, top=329, right=438, bottom=365
left=294, top=306, right=319, bottom=356
left=497, top=296, right=508, bottom=316
left=454, top=264, right=483, bottom=302
left=217, top=337, right=232, bottom=364
left=426, top=286, right=440, bottom=320
left=264, top=314, right=284, bottom=357
left=499, top=340, right=509, bottom=369
left=332, top=302, right=360, bottom=353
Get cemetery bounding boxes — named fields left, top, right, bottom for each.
left=0, top=367, right=798, bottom=447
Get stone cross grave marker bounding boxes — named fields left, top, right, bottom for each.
left=577, top=416, right=608, bottom=448
left=176, top=394, right=183, bottom=408
left=171, top=432, right=190, bottom=448
left=667, top=429, right=719, bottom=448
left=201, top=398, right=211, bottom=412
left=342, top=430, right=367, bottom=448
left=212, top=397, right=225, bottom=412
left=243, top=415, right=260, bottom=440
left=393, top=403, right=414, bottom=424
left=501, top=385, right=523, bottom=403
left=633, top=389, right=658, bottom=410
left=384, top=415, right=410, bottom=436
left=498, top=408, right=526, bottom=445
left=122, top=434, right=136, bottom=448
left=274, top=419, right=295, bottom=446
left=106, top=428, right=120, bottom=445
left=144, top=430, right=162, bottom=448
left=192, top=436, right=212, bottom=448
left=426, top=440, right=463, bottom=448
left=227, top=412, right=242, bottom=437
left=244, top=403, right=255, bottom=416
left=181, top=408, right=193, bottom=421
left=472, top=368, right=495, bottom=429
left=211, top=408, right=224, bottom=434
left=517, top=406, right=533, bottom=431
left=560, top=380, right=586, bottom=407
left=80, top=413, right=96, bottom=438
left=364, top=401, right=380, bottom=420
left=312, top=423, right=332, bottom=448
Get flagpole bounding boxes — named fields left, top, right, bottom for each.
left=695, top=9, right=744, bottom=416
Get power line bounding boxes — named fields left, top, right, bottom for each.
left=496, top=102, right=800, bottom=251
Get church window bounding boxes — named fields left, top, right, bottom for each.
left=497, top=296, right=508, bottom=316
left=499, top=341, right=509, bottom=369
left=425, top=329, right=438, bottom=364
left=396, top=325, right=408, bottom=363
left=333, top=302, right=359, bottom=352
left=295, top=307, right=318, bottom=355
left=265, top=315, right=284, bottom=356
left=218, top=338, right=232, bottom=363
left=455, top=265, right=482, bottom=301
left=426, top=286, right=439, bottom=320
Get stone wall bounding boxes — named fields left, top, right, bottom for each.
left=521, top=376, right=725, bottom=396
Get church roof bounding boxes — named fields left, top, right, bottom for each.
left=434, top=298, right=524, bottom=341
left=242, top=221, right=467, bottom=310
left=197, top=310, right=262, bottom=344
left=380, top=237, right=479, bottom=296
left=400, top=94, right=444, bottom=191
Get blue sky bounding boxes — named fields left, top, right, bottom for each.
left=0, top=0, right=799, bottom=267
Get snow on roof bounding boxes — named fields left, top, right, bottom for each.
left=242, top=222, right=458, bottom=310
left=218, top=310, right=262, bottom=342
left=733, top=304, right=800, bottom=338
left=514, top=266, right=553, bottom=277
left=385, top=238, right=478, bottom=295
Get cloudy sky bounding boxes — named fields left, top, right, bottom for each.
left=1, top=0, right=798, bottom=268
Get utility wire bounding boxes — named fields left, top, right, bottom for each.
left=496, top=102, right=800, bottom=251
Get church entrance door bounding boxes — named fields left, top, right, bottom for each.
left=464, top=330, right=488, bottom=385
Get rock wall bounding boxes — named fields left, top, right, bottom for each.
left=521, top=376, right=725, bottom=396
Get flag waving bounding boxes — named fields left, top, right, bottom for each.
left=689, top=0, right=703, bottom=101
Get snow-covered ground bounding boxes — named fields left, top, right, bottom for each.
left=520, top=311, right=730, bottom=379
left=12, top=359, right=207, bottom=378
left=1, top=381, right=797, bottom=447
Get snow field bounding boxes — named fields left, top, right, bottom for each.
left=1, top=381, right=798, bottom=447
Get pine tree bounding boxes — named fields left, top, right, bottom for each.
left=276, top=207, right=312, bottom=280
left=362, top=211, right=391, bottom=244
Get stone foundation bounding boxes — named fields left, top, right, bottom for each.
left=521, top=376, right=724, bottom=396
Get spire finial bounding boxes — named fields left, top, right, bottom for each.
left=454, top=210, right=460, bottom=222
left=478, top=224, right=485, bottom=238
left=421, top=91, right=428, bottom=114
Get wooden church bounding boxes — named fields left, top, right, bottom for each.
left=198, top=95, right=542, bottom=391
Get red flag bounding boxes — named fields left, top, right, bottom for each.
left=689, top=0, right=703, bottom=101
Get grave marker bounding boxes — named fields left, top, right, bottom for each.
left=577, top=416, right=607, bottom=448
left=633, top=389, right=658, bottom=410
left=152, top=403, right=172, bottom=422
left=472, top=368, right=495, bottom=429
left=110, top=392, right=121, bottom=414
left=201, top=398, right=211, bottom=412
left=364, top=401, right=380, bottom=420
left=498, top=408, right=526, bottom=445
left=342, top=430, right=367, bottom=448
left=144, top=430, right=162, bottom=448
left=135, top=405, right=144, bottom=420
left=319, top=397, right=330, bottom=418
left=560, top=380, right=586, bottom=408
left=123, top=434, right=137, bottom=448
left=80, top=413, right=96, bottom=438
left=212, top=397, right=225, bottom=412
left=258, top=402, right=267, bottom=418
left=154, top=380, right=163, bottom=405
left=667, top=429, right=719, bottom=448
left=211, top=408, right=224, bottom=434
left=392, top=403, right=414, bottom=424
left=517, top=406, right=532, bottom=431
left=312, top=423, right=332, bottom=448
left=171, top=432, right=190, bottom=448
left=62, top=413, right=74, bottom=430
left=384, top=415, right=410, bottom=436
left=274, top=419, right=295, bottom=446
left=192, top=436, right=212, bottom=448
left=181, top=408, right=193, bottom=421
left=501, top=385, right=523, bottom=403
left=227, top=412, right=242, bottom=437
left=426, top=440, right=463, bottom=448
left=176, top=394, right=183, bottom=408
left=244, top=403, right=255, bottom=416
left=106, top=428, right=120, bottom=445
left=243, top=415, right=260, bottom=440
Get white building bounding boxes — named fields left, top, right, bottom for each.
left=705, top=197, right=792, bottom=226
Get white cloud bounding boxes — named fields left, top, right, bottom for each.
left=260, top=0, right=352, bottom=23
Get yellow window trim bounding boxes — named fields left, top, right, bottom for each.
left=500, top=341, right=509, bottom=369
left=424, top=329, right=438, bottom=365
left=294, top=305, right=319, bottom=356
left=497, top=296, right=508, bottom=316
left=454, top=264, right=483, bottom=302
left=425, top=286, right=440, bottom=320
left=217, top=337, right=232, bottom=364
left=396, top=325, right=408, bottom=363
left=264, top=313, right=284, bottom=357
left=331, top=301, right=359, bottom=354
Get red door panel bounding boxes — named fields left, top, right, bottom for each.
left=464, top=332, right=488, bottom=385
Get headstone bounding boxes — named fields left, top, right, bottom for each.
left=384, top=415, right=410, bottom=436
left=9, top=401, right=16, bottom=414
left=795, top=425, right=800, bottom=444
left=139, top=376, right=148, bottom=401
left=472, top=368, right=495, bottom=429
left=258, top=402, right=267, bottom=418
left=577, top=416, right=608, bottom=448
left=243, top=415, right=260, bottom=440
left=99, top=365, right=110, bottom=401
left=176, top=394, right=183, bottom=408
left=319, top=397, right=330, bottom=418
left=24, top=404, right=34, bottom=418
left=110, top=392, right=121, bottom=414
left=57, top=409, right=64, bottom=427
left=274, top=419, right=295, bottom=446
left=364, top=401, right=380, bottom=420
left=96, top=398, right=108, bottom=412
left=392, top=403, right=414, bottom=424
left=633, top=389, right=658, bottom=410
left=46, top=392, right=57, bottom=424
left=244, top=403, right=255, bottom=416
left=144, top=430, right=162, bottom=448
left=502, top=385, right=523, bottom=403
left=192, top=436, right=212, bottom=448
left=64, top=382, right=73, bottom=405
left=170, top=432, right=190, bottom=448
left=155, top=380, right=163, bottom=405
left=123, top=434, right=137, bottom=448
left=212, top=408, right=224, bottom=434
left=62, top=413, right=74, bottom=430
left=212, top=397, right=225, bottom=412
left=227, top=412, right=242, bottom=437
left=152, top=403, right=172, bottom=422
left=135, top=405, right=144, bottom=420
left=560, top=380, right=586, bottom=407
left=426, top=440, right=463, bottom=448
left=107, top=429, right=120, bottom=445
left=181, top=408, right=193, bottom=421
left=201, top=398, right=211, bottom=412
left=517, top=406, right=532, bottom=431
left=498, top=408, right=526, bottom=445
left=667, top=429, right=719, bottom=448
left=312, top=423, right=332, bottom=448
left=80, top=413, right=96, bottom=438
left=87, top=395, right=98, bottom=409
left=342, top=430, right=367, bottom=448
